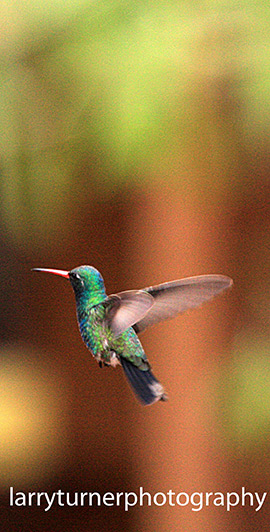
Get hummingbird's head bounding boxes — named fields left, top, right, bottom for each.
left=32, top=265, right=106, bottom=299
left=69, top=265, right=105, bottom=295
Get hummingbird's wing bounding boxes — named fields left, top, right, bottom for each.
left=132, top=275, right=233, bottom=334
left=106, top=290, right=154, bottom=337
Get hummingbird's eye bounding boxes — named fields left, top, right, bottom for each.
left=70, top=272, right=80, bottom=281
left=71, top=272, right=85, bottom=287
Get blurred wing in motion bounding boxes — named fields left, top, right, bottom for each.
left=133, top=275, right=233, bottom=334
left=106, top=290, right=154, bottom=337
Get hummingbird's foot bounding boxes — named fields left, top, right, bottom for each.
left=99, top=361, right=103, bottom=369
left=109, top=351, right=120, bottom=368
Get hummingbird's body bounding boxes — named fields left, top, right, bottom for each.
left=69, top=267, right=150, bottom=370
left=77, top=289, right=150, bottom=369
left=33, top=265, right=233, bottom=405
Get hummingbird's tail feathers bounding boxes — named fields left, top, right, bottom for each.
left=120, top=357, right=167, bottom=406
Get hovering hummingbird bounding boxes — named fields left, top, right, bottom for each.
left=32, top=266, right=232, bottom=406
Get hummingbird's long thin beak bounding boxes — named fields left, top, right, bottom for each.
left=32, top=268, right=70, bottom=278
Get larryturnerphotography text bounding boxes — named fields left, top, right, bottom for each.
left=9, top=487, right=267, bottom=512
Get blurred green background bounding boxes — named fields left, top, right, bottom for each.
left=1, top=1, right=270, bottom=531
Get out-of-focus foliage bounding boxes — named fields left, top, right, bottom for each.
left=221, top=334, right=270, bottom=447
left=1, top=1, right=270, bottom=245
left=0, top=345, right=70, bottom=487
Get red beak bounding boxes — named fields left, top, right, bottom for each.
left=32, top=268, right=70, bottom=278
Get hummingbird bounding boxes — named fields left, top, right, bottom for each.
left=32, top=266, right=232, bottom=406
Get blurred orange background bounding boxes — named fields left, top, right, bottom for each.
left=1, top=1, right=270, bottom=531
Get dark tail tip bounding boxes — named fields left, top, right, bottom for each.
left=120, top=357, right=167, bottom=406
